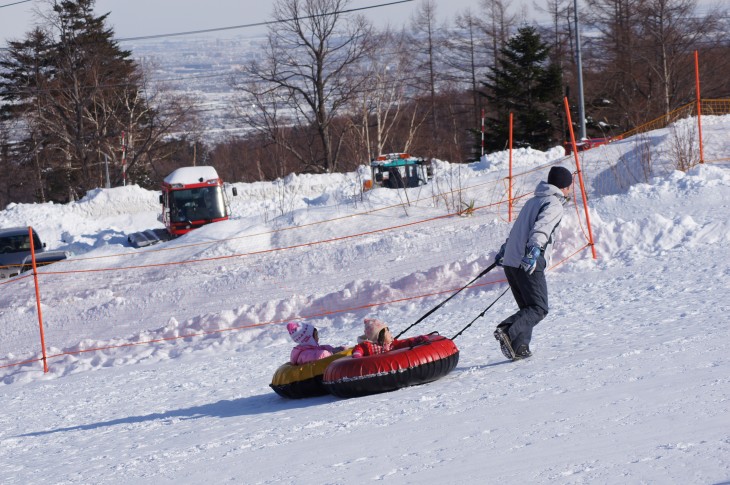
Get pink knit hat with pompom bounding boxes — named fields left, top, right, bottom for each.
left=287, top=322, right=316, bottom=344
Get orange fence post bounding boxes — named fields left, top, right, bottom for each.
left=28, top=227, right=49, bottom=373
left=563, top=97, right=597, bottom=259
left=695, top=50, right=705, bottom=164
left=508, top=112, right=514, bottom=222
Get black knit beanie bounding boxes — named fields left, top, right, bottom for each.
left=547, top=166, right=573, bottom=189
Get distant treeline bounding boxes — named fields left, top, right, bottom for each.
left=1, top=0, right=729, bottom=207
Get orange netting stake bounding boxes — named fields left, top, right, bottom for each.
left=563, top=97, right=597, bottom=259
left=29, top=227, right=49, bottom=373
left=571, top=182, right=590, bottom=243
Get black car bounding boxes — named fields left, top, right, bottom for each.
left=0, top=226, right=68, bottom=279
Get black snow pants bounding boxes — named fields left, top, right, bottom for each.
left=499, top=265, right=549, bottom=349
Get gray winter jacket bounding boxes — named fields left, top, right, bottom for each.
left=502, top=181, right=568, bottom=269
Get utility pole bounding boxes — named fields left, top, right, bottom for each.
left=574, top=0, right=587, bottom=141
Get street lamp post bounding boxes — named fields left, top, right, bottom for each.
left=574, top=0, right=587, bottom=141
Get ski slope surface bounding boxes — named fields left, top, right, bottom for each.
left=1, top=117, right=729, bottom=484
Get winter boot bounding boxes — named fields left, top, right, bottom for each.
left=494, top=327, right=516, bottom=360
left=513, top=344, right=532, bottom=360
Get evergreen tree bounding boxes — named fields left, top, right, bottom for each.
left=0, top=0, right=188, bottom=202
left=0, top=29, right=56, bottom=202
left=480, top=26, right=562, bottom=151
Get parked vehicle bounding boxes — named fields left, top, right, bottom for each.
left=564, top=137, right=612, bottom=155
left=369, top=153, right=431, bottom=189
left=0, top=227, right=68, bottom=279
left=19, top=251, right=71, bottom=275
left=128, top=166, right=237, bottom=248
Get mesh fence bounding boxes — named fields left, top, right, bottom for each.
left=2, top=98, right=728, bottom=372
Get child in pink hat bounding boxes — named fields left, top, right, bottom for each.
left=287, top=322, right=344, bottom=365
left=351, top=318, right=429, bottom=358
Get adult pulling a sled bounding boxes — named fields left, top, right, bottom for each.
left=494, top=165, right=573, bottom=361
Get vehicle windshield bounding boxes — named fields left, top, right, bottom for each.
left=0, top=233, right=43, bottom=254
left=168, top=186, right=227, bottom=223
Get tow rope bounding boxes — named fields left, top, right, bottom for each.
left=451, top=287, right=509, bottom=340
left=395, top=262, right=497, bottom=339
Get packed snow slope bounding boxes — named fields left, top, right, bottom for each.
left=0, top=117, right=729, bottom=484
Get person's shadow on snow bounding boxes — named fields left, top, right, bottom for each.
left=19, top=392, right=334, bottom=437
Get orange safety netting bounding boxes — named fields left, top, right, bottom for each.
left=23, top=91, right=730, bottom=372
left=0, top=163, right=597, bottom=372
left=613, top=99, right=730, bottom=148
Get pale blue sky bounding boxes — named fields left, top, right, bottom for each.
left=1, top=0, right=533, bottom=44
left=0, top=0, right=721, bottom=45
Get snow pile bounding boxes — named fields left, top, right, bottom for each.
left=0, top=117, right=728, bottom=484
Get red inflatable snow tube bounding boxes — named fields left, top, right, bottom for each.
left=322, top=334, right=459, bottom=398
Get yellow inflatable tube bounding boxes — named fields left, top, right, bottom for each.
left=270, top=348, right=352, bottom=399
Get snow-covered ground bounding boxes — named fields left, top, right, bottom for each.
left=1, top=117, right=729, bottom=484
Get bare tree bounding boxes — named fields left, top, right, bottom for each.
left=408, top=0, right=444, bottom=138
left=345, top=28, right=427, bottom=163
left=233, top=0, right=372, bottom=174
left=0, top=0, right=198, bottom=202
left=480, top=0, right=517, bottom=70
left=585, top=0, right=727, bottom=126
left=111, top=74, right=200, bottom=186
left=444, top=8, right=491, bottom=128
left=535, top=0, right=573, bottom=65
left=634, top=0, right=723, bottom=115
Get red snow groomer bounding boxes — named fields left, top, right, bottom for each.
left=128, top=166, right=237, bottom=248
left=369, top=153, right=431, bottom=189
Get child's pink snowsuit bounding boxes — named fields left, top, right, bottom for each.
left=290, top=343, right=337, bottom=365
left=287, top=322, right=338, bottom=365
